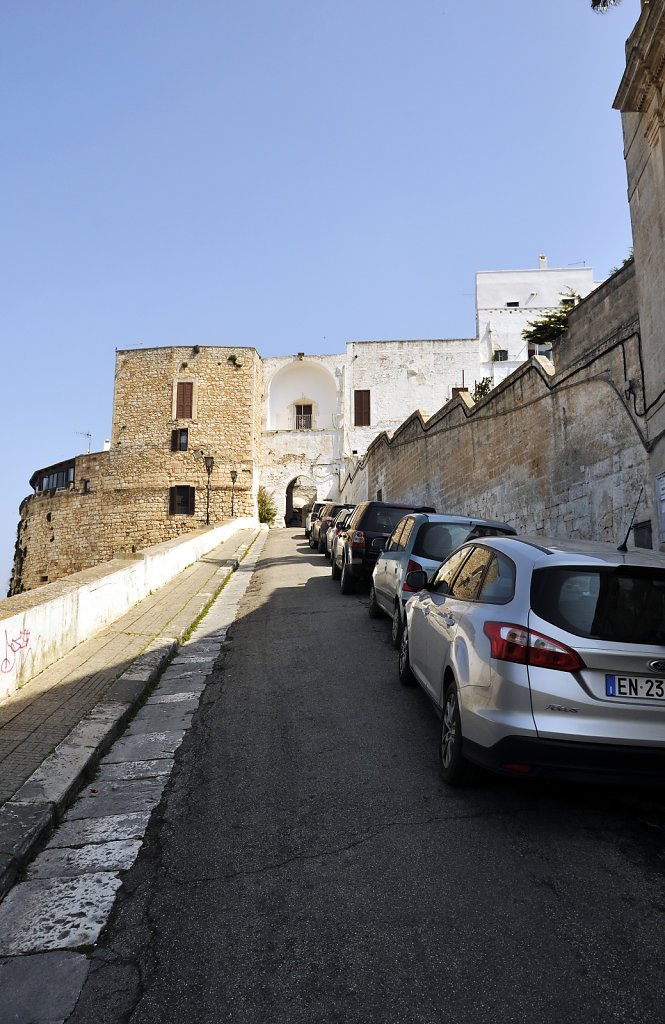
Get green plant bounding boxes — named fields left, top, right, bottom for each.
left=257, top=485, right=277, bottom=525
left=472, top=377, right=494, bottom=402
left=192, top=345, right=200, bottom=355
left=522, top=289, right=581, bottom=349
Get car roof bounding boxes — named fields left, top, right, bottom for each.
left=406, top=512, right=515, bottom=531
left=467, top=534, right=665, bottom=570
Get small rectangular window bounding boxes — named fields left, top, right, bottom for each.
left=295, top=404, right=312, bottom=430
left=169, top=486, right=195, bottom=515
left=176, top=381, right=193, bottom=419
left=492, top=350, right=508, bottom=362
left=171, top=428, right=189, bottom=451
left=354, top=389, right=370, bottom=427
left=506, top=301, right=519, bottom=308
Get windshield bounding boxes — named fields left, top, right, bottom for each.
left=531, top=566, right=665, bottom=644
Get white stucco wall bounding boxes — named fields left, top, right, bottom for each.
left=344, top=337, right=481, bottom=455
left=476, top=261, right=600, bottom=383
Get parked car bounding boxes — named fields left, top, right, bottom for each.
left=305, top=502, right=328, bottom=539
left=398, top=534, right=665, bottom=786
left=332, top=500, right=436, bottom=593
left=310, top=502, right=354, bottom=552
left=326, top=506, right=355, bottom=562
left=370, top=513, right=516, bottom=648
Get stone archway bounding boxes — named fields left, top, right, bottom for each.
left=285, top=476, right=317, bottom=526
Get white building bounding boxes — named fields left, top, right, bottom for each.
left=261, top=257, right=602, bottom=523
left=476, top=255, right=600, bottom=383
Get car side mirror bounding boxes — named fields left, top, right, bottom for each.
left=405, top=569, right=428, bottom=591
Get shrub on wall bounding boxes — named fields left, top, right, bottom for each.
left=257, top=485, right=277, bottom=525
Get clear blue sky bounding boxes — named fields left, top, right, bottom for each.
left=1, top=0, right=639, bottom=593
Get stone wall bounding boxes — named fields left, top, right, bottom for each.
left=340, top=263, right=656, bottom=549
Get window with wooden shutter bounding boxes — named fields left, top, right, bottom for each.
left=354, top=389, right=370, bottom=427
left=176, top=381, right=193, bottom=419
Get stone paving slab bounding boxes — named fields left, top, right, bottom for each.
left=0, top=873, right=123, bottom=955
left=100, top=730, right=187, bottom=764
left=64, top=777, right=168, bottom=820
left=0, top=951, right=90, bottom=1024
left=95, top=758, right=173, bottom=781
left=27, top=840, right=143, bottom=880
left=48, top=810, right=153, bottom=848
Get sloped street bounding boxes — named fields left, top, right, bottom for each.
left=66, top=527, right=665, bottom=1024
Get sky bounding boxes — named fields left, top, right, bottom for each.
left=1, top=0, right=640, bottom=594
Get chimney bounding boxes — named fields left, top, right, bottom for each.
left=104, top=439, right=111, bottom=451
left=539, top=254, right=548, bottom=270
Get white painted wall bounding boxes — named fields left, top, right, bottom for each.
left=476, top=260, right=600, bottom=383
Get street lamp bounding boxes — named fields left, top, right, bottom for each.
left=230, top=469, right=238, bottom=516
left=204, top=456, right=214, bottom=525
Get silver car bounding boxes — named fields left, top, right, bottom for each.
left=399, top=535, right=665, bottom=786
left=370, top=513, right=515, bottom=648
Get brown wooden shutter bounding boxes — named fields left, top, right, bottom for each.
left=188, top=487, right=195, bottom=515
left=176, top=381, right=193, bottom=419
left=171, top=429, right=178, bottom=451
left=169, top=487, right=175, bottom=514
left=354, top=389, right=370, bottom=426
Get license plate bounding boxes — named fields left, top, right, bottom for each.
left=605, top=674, right=665, bottom=700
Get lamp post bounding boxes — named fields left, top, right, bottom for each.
left=230, top=469, right=238, bottom=517
left=204, top=456, right=214, bottom=525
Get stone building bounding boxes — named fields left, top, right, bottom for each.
left=10, top=346, right=262, bottom=594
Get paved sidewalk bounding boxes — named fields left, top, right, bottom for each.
left=0, top=525, right=263, bottom=900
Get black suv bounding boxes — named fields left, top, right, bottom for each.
left=332, top=500, right=436, bottom=593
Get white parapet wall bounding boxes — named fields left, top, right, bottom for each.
left=0, top=517, right=258, bottom=700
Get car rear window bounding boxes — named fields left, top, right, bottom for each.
left=413, top=523, right=474, bottom=560
left=531, top=567, right=665, bottom=644
left=362, top=506, right=417, bottom=533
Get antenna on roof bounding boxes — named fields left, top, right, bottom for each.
left=74, top=431, right=92, bottom=454
left=617, top=486, right=643, bottom=552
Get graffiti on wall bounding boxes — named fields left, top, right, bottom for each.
left=1, top=628, right=34, bottom=684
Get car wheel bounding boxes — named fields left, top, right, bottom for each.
left=318, top=535, right=326, bottom=554
left=340, top=557, right=355, bottom=594
left=391, top=604, right=403, bottom=649
left=398, top=627, right=415, bottom=686
left=309, top=534, right=316, bottom=549
left=368, top=583, right=382, bottom=618
left=331, top=555, right=341, bottom=580
left=439, top=683, right=477, bottom=786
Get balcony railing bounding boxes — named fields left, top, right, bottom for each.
left=295, top=413, right=313, bottom=430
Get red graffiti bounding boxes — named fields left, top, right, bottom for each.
left=1, top=629, right=32, bottom=677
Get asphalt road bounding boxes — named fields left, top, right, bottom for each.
left=70, top=528, right=665, bottom=1024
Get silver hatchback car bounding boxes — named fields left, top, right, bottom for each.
left=399, top=535, right=665, bottom=786
left=370, top=513, right=515, bottom=648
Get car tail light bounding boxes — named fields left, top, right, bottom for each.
left=351, top=530, right=365, bottom=549
left=403, top=559, right=424, bottom=592
left=483, top=622, right=585, bottom=671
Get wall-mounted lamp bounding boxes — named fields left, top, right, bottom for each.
left=204, top=456, right=214, bottom=525
left=230, top=469, right=238, bottom=516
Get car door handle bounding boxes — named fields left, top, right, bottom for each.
left=442, top=614, right=455, bottom=626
